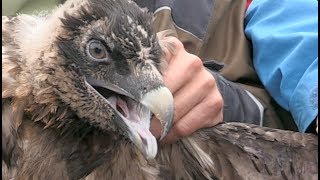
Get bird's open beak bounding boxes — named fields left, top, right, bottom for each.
left=125, top=87, right=174, bottom=159
left=140, top=87, right=174, bottom=140
left=86, top=77, right=174, bottom=159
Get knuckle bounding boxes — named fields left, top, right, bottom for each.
left=206, top=94, right=223, bottom=111
left=203, top=73, right=216, bottom=89
left=215, top=93, right=224, bottom=109
left=188, top=54, right=203, bottom=70
left=203, top=102, right=224, bottom=128
left=205, top=100, right=217, bottom=111
left=215, top=97, right=224, bottom=111
left=165, top=36, right=184, bottom=51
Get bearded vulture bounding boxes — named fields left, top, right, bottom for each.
left=2, top=0, right=318, bottom=179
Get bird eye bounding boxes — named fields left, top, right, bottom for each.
left=86, top=40, right=110, bottom=61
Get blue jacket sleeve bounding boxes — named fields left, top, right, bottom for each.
left=244, top=0, right=318, bottom=132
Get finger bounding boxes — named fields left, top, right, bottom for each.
left=161, top=93, right=223, bottom=144
left=150, top=116, right=162, bottom=139
left=152, top=69, right=217, bottom=140
left=172, top=68, right=213, bottom=123
left=163, top=52, right=203, bottom=94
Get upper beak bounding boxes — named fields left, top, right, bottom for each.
left=125, top=86, right=174, bottom=159
left=140, top=86, right=174, bottom=140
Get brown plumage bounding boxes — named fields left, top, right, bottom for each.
left=2, top=0, right=318, bottom=179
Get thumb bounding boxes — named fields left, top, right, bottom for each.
left=150, top=116, right=162, bottom=139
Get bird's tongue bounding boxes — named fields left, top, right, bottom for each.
left=107, top=95, right=149, bottom=122
left=107, top=95, right=157, bottom=159
left=107, top=95, right=154, bottom=141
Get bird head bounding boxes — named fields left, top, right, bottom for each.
left=42, top=0, right=174, bottom=159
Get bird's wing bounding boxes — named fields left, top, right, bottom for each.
left=156, top=122, right=318, bottom=180
left=201, top=122, right=318, bottom=179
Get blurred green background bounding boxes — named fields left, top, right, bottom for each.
left=2, top=0, right=61, bottom=15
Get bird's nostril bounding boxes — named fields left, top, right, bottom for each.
left=143, top=87, right=147, bottom=92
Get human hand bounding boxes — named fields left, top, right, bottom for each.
left=150, top=36, right=223, bottom=144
